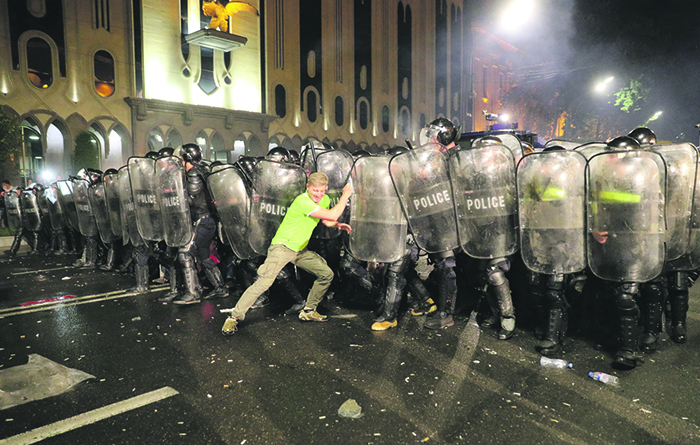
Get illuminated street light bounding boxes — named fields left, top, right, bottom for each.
left=500, top=0, right=535, bottom=32
left=644, top=110, right=663, bottom=125
left=594, top=76, right=614, bottom=93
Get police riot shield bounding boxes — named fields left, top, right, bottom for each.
left=517, top=150, right=587, bottom=274
left=492, top=133, right=524, bottom=164
left=4, top=190, right=22, bottom=231
left=20, top=190, right=41, bottom=232
left=155, top=155, right=192, bottom=247
left=56, top=180, right=79, bottom=231
left=574, top=142, right=608, bottom=160
left=389, top=143, right=459, bottom=253
left=72, top=178, right=98, bottom=237
left=545, top=139, right=580, bottom=151
left=128, top=157, right=163, bottom=242
left=37, top=188, right=50, bottom=217
left=117, top=166, right=144, bottom=247
left=648, top=143, right=697, bottom=262
left=45, top=185, right=66, bottom=230
left=103, top=172, right=122, bottom=239
left=300, top=141, right=330, bottom=175
left=313, top=148, right=354, bottom=239
left=348, top=156, right=408, bottom=263
left=248, top=160, right=307, bottom=255
left=450, top=143, right=519, bottom=259
left=207, top=166, right=257, bottom=259
left=586, top=150, right=666, bottom=282
left=89, top=182, right=120, bottom=244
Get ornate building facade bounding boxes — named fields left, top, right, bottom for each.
left=0, top=0, right=513, bottom=183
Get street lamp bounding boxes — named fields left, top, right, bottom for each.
left=594, top=76, right=614, bottom=93
left=644, top=110, right=663, bottom=125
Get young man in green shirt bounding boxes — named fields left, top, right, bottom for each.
left=222, top=172, right=353, bottom=335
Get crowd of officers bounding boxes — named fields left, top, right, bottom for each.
left=3, top=118, right=697, bottom=372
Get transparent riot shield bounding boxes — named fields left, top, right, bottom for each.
left=45, top=185, right=66, bottom=230
left=450, top=143, right=519, bottom=259
left=574, top=142, right=608, bottom=160
left=492, top=133, right=524, bottom=165
left=103, top=172, right=122, bottom=238
left=649, top=143, right=697, bottom=262
left=207, top=166, right=256, bottom=260
left=155, top=156, right=192, bottom=247
left=517, top=150, right=587, bottom=274
left=89, top=183, right=119, bottom=244
left=348, top=156, right=408, bottom=263
left=586, top=150, right=666, bottom=282
left=72, top=178, right=98, bottom=238
left=545, top=139, right=580, bottom=151
left=389, top=143, right=459, bottom=253
left=19, top=190, right=41, bottom=232
left=56, top=180, right=79, bottom=231
left=37, top=189, right=50, bottom=218
left=248, top=160, right=307, bottom=255
left=117, top=166, right=144, bottom=247
left=128, top=157, right=163, bottom=242
left=4, top=190, right=22, bottom=231
left=300, top=141, right=330, bottom=175
left=313, top=149, right=354, bottom=239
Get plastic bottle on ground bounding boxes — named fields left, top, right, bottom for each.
left=539, top=356, right=573, bottom=369
left=588, top=371, right=620, bottom=386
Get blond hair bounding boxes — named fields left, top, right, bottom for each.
left=307, top=172, right=328, bottom=187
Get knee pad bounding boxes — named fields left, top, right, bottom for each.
left=486, top=268, right=507, bottom=287
left=200, top=257, right=217, bottom=271
left=614, top=285, right=639, bottom=311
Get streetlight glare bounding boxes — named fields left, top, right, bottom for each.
left=594, top=76, right=615, bottom=93
left=500, top=0, right=535, bottom=32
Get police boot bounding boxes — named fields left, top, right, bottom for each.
left=99, top=246, right=116, bottom=271
left=372, top=274, right=404, bottom=331
left=613, top=311, right=643, bottom=370
left=158, top=266, right=180, bottom=302
left=82, top=238, right=98, bottom=268
left=26, top=233, right=38, bottom=255
left=277, top=272, right=306, bottom=313
left=492, top=282, right=516, bottom=340
left=4, top=235, right=21, bottom=256
left=531, top=288, right=548, bottom=341
left=173, top=260, right=201, bottom=305
left=640, top=301, right=663, bottom=353
left=536, top=308, right=565, bottom=356
left=54, top=231, right=68, bottom=255
left=128, top=264, right=150, bottom=294
left=407, top=276, right=436, bottom=316
left=203, top=266, right=228, bottom=300
left=669, top=290, right=689, bottom=344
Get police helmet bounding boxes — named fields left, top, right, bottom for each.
left=145, top=151, right=159, bottom=160
left=87, top=168, right=103, bottom=185
left=353, top=149, right=371, bottom=158
left=103, top=168, right=118, bottom=179
left=542, top=145, right=565, bottom=152
left=473, top=135, right=503, bottom=148
left=266, top=147, right=291, bottom=163
left=420, top=117, right=460, bottom=146
left=236, top=156, right=258, bottom=175
left=181, top=143, right=203, bottom=164
left=386, top=146, right=409, bottom=157
left=607, top=135, right=640, bottom=151
left=158, top=147, right=175, bottom=158
left=627, top=127, right=656, bottom=145
left=288, top=149, right=300, bottom=165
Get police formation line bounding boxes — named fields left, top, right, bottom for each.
left=4, top=120, right=698, bottom=372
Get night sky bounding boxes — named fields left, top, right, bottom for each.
left=476, top=0, right=700, bottom=143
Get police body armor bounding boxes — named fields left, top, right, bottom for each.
left=450, top=142, right=519, bottom=259
left=248, top=159, right=307, bottom=255
left=72, top=178, right=99, bottom=238
left=389, top=142, right=459, bottom=253
left=348, top=155, right=408, bottom=263
left=103, top=171, right=122, bottom=239
left=312, top=148, right=354, bottom=239
left=4, top=190, right=22, bottom=231
left=128, top=156, right=164, bottom=242
left=117, top=166, right=144, bottom=247
left=207, top=165, right=257, bottom=259
left=45, top=185, right=66, bottom=230
left=155, top=155, right=192, bottom=247
left=89, top=181, right=120, bottom=244
left=55, top=180, right=79, bottom=231
left=20, top=189, right=42, bottom=232
left=586, top=150, right=666, bottom=282
left=517, top=150, right=587, bottom=274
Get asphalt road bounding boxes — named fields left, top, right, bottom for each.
left=1, top=250, right=699, bottom=445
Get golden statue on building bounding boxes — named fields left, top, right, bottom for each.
left=202, top=1, right=259, bottom=33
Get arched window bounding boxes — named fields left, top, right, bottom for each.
left=359, top=100, right=369, bottom=130
left=335, top=96, right=344, bottom=127
left=27, top=37, right=52, bottom=89
left=381, top=106, right=390, bottom=133
left=275, top=85, right=287, bottom=118
left=167, top=128, right=182, bottom=149
left=234, top=135, right=246, bottom=158
left=400, top=109, right=411, bottom=135
left=306, top=90, right=318, bottom=123
left=148, top=128, right=165, bottom=151
left=94, top=50, right=115, bottom=97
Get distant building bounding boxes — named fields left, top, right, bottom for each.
left=0, top=0, right=516, bottom=182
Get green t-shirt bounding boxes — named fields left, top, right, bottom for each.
left=270, top=191, right=330, bottom=252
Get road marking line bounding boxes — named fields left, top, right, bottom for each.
left=0, top=386, right=179, bottom=445
left=0, top=286, right=168, bottom=318
left=11, top=266, right=80, bottom=276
